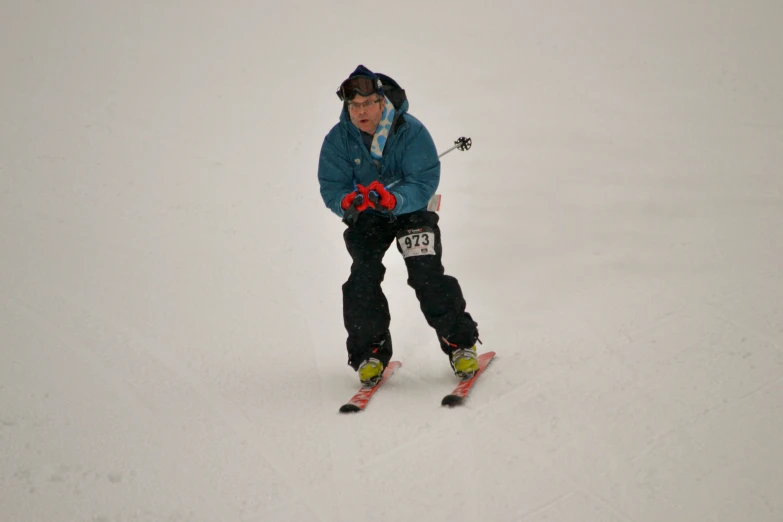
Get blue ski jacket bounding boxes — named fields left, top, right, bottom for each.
left=318, top=74, right=441, bottom=218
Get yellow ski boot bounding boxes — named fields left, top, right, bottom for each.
left=358, top=358, right=384, bottom=388
left=451, top=345, right=479, bottom=380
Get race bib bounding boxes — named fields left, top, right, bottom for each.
left=397, top=227, right=436, bottom=258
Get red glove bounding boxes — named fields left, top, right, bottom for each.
left=341, top=185, right=370, bottom=211
left=366, top=181, right=396, bottom=211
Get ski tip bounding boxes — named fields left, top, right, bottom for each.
left=339, top=403, right=361, bottom=414
left=441, top=394, right=464, bottom=407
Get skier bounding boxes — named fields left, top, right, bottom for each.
left=318, top=65, right=480, bottom=387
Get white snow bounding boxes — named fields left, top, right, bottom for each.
left=2, top=1, right=782, bottom=521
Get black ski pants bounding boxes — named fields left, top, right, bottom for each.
left=342, top=210, right=478, bottom=370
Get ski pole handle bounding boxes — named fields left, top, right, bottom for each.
left=368, top=191, right=396, bottom=222
left=342, top=193, right=364, bottom=226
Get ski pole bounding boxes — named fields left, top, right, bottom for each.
left=438, top=136, right=472, bottom=158
left=344, top=136, right=470, bottom=225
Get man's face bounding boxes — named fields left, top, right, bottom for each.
left=347, top=94, right=385, bottom=134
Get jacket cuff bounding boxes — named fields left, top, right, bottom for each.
left=390, top=191, right=403, bottom=215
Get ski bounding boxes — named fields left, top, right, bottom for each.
left=442, top=351, right=496, bottom=407
left=339, top=361, right=402, bottom=413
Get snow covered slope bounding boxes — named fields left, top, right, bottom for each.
left=2, top=1, right=782, bottom=521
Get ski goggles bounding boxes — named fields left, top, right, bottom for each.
left=336, top=75, right=382, bottom=101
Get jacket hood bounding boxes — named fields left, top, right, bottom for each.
left=339, top=72, right=409, bottom=125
